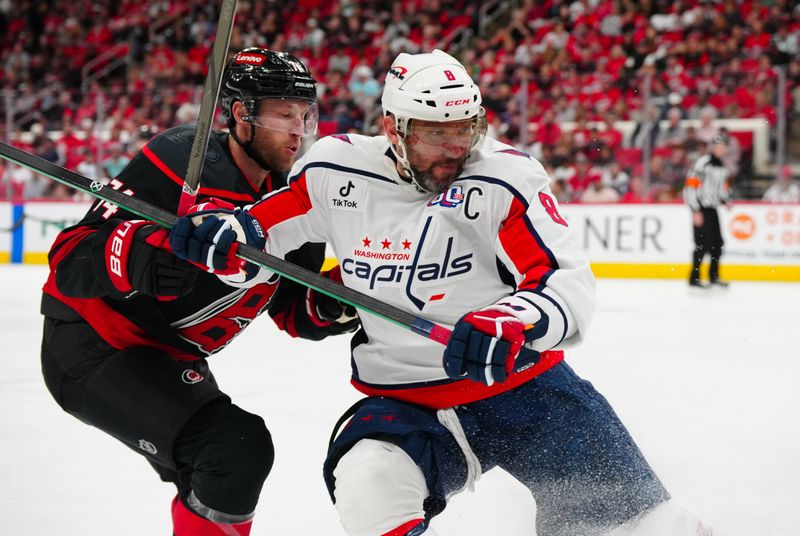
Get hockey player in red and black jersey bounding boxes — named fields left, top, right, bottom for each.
left=40, top=49, right=357, bottom=536
left=172, top=50, right=715, bottom=536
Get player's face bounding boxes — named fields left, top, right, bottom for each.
left=248, top=99, right=318, bottom=172
left=404, top=118, right=474, bottom=194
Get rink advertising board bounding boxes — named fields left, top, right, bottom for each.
left=0, top=201, right=91, bottom=264
left=0, top=203, right=11, bottom=263
left=561, top=203, right=800, bottom=281
left=2, top=201, right=799, bottom=281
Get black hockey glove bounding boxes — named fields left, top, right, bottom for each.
left=306, top=266, right=359, bottom=335
left=94, top=219, right=198, bottom=300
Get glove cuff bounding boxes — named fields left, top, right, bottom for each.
left=92, top=219, right=152, bottom=298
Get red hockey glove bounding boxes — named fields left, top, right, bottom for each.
left=443, top=309, right=528, bottom=386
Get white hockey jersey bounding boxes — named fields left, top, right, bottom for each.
left=250, top=134, right=596, bottom=408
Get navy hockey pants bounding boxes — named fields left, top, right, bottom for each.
left=324, top=361, right=669, bottom=536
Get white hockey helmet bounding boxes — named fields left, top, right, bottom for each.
left=382, top=49, right=483, bottom=127
left=381, top=50, right=486, bottom=191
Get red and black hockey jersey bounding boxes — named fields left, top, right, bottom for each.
left=42, top=124, right=334, bottom=361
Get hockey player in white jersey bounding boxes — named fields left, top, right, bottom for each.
left=171, top=50, right=714, bottom=536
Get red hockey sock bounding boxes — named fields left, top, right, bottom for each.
left=171, top=495, right=253, bottom=536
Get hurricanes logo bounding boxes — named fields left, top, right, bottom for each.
left=182, top=370, right=204, bottom=384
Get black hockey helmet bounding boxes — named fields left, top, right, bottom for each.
left=220, top=48, right=317, bottom=125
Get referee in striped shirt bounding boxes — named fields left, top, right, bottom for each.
left=683, top=135, right=731, bottom=288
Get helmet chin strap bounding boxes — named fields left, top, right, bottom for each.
left=229, top=122, right=274, bottom=173
left=390, top=121, right=431, bottom=194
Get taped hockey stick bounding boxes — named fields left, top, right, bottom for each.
left=177, top=0, right=238, bottom=216
left=0, top=141, right=461, bottom=347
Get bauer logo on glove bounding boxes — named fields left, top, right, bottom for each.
left=170, top=198, right=276, bottom=287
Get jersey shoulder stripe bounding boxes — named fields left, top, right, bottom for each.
left=467, top=138, right=551, bottom=195
left=141, top=125, right=259, bottom=202
left=289, top=134, right=394, bottom=185
left=289, top=160, right=396, bottom=185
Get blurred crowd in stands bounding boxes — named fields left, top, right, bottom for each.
left=1, top=0, right=799, bottom=203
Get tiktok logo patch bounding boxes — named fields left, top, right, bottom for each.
left=329, top=175, right=366, bottom=212
left=339, top=180, right=355, bottom=197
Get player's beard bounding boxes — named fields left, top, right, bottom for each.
left=407, top=153, right=468, bottom=195
left=249, top=128, right=301, bottom=173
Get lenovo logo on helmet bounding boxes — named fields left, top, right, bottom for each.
left=445, top=99, right=470, bottom=107
left=234, top=53, right=266, bottom=65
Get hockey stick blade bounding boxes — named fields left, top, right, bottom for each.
left=0, top=140, right=454, bottom=345
left=178, top=0, right=238, bottom=216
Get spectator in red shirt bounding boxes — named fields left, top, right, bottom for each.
left=746, top=90, right=778, bottom=126
left=571, top=117, right=593, bottom=150
left=742, top=18, right=772, bottom=58
left=569, top=152, right=603, bottom=196
left=57, top=122, right=85, bottom=170
left=597, top=115, right=623, bottom=150
left=620, top=176, right=650, bottom=203
left=535, top=109, right=562, bottom=148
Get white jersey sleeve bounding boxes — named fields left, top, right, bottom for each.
left=464, top=144, right=595, bottom=353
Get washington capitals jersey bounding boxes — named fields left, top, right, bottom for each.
left=42, top=124, right=331, bottom=361
left=250, top=134, right=596, bottom=408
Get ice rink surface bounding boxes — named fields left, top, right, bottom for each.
left=1, top=264, right=798, bottom=535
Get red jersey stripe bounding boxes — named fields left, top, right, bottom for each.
left=47, top=226, right=95, bottom=268
left=351, top=350, right=564, bottom=409
left=250, top=173, right=313, bottom=228
left=42, top=276, right=199, bottom=361
left=498, top=197, right=555, bottom=288
left=141, top=145, right=254, bottom=203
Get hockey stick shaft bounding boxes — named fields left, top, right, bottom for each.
left=0, top=141, right=453, bottom=345
left=177, top=0, right=238, bottom=216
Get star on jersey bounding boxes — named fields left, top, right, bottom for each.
left=362, top=236, right=372, bottom=248
left=340, top=216, right=474, bottom=311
